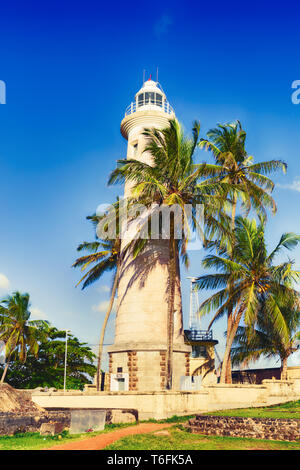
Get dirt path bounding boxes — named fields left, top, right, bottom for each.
left=44, top=422, right=174, bottom=451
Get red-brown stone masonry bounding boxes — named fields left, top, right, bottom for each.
left=128, top=351, right=138, bottom=391
left=160, top=351, right=167, bottom=389
left=185, top=352, right=190, bottom=376
left=109, top=354, right=113, bottom=374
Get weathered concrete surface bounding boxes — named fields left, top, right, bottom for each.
left=69, top=409, right=106, bottom=434
left=40, top=421, right=65, bottom=436
left=0, top=411, right=70, bottom=436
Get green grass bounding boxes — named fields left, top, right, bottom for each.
left=1, top=400, right=300, bottom=450
left=202, top=399, right=300, bottom=420
left=105, top=401, right=300, bottom=450
left=0, top=422, right=136, bottom=450
left=140, top=414, right=195, bottom=424
left=104, top=426, right=300, bottom=451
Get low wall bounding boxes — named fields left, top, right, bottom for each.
left=0, top=411, right=69, bottom=436
left=32, top=390, right=210, bottom=420
left=188, top=415, right=300, bottom=442
left=31, top=378, right=300, bottom=421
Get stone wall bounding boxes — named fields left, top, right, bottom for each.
left=188, top=415, right=300, bottom=442
left=0, top=411, right=70, bottom=436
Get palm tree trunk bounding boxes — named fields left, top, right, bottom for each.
left=0, top=358, right=10, bottom=385
left=225, top=354, right=232, bottom=383
left=224, top=193, right=238, bottom=384
left=231, top=194, right=237, bottom=233
left=220, top=305, right=243, bottom=384
left=166, top=216, right=176, bottom=390
left=96, top=263, right=120, bottom=391
left=280, top=356, right=288, bottom=381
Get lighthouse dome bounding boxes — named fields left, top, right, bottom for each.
left=135, top=79, right=166, bottom=97
left=123, top=79, right=174, bottom=119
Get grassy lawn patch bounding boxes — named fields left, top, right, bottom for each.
left=0, top=422, right=136, bottom=450
left=203, top=399, right=300, bottom=420
left=1, top=400, right=300, bottom=450
left=104, top=426, right=300, bottom=451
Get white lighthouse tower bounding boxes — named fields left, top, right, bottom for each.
left=107, top=78, right=191, bottom=392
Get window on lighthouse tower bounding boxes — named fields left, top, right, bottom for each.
left=137, top=92, right=163, bottom=108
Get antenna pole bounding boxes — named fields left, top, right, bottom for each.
left=156, top=67, right=158, bottom=82
left=143, top=69, right=145, bottom=84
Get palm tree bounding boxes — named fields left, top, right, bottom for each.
left=108, top=119, right=230, bottom=389
left=198, top=121, right=287, bottom=381
left=73, top=206, right=121, bottom=391
left=0, top=292, right=46, bottom=384
left=196, top=216, right=300, bottom=383
left=231, top=295, right=300, bottom=380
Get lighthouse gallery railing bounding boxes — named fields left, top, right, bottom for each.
left=125, top=99, right=174, bottom=117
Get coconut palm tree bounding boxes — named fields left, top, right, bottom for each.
left=199, top=121, right=287, bottom=225
left=198, top=121, right=287, bottom=381
left=231, top=295, right=300, bottom=380
left=73, top=204, right=122, bottom=391
left=108, top=119, right=231, bottom=389
left=196, top=216, right=300, bottom=383
left=0, top=292, right=46, bottom=384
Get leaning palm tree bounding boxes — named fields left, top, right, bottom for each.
left=198, top=121, right=287, bottom=381
left=196, top=216, right=300, bottom=384
left=231, top=294, right=300, bottom=380
left=0, top=292, right=46, bottom=384
left=109, top=119, right=231, bottom=389
left=73, top=203, right=121, bottom=391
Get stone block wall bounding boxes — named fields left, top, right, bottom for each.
left=0, top=411, right=70, bottom=436
left=188, top=415, right=300, bottom=441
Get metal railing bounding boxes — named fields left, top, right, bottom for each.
left=186, top=329, right=213, bottom=341
left=125, top=99, right=174, bottom=117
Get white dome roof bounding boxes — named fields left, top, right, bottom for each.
left=135, top=79, right=165, bottom=98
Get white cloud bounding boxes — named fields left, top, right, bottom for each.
left=153, top=14, right=172, bottom=38
left=30, top=307, right=48, bottom=320
left=97, top=285, right=110, bottom=293
left=92, top=299, right=116, bottom=314
left=277, top=179, right=300, bottom=192
left=0, top=273, right=10, bottom=291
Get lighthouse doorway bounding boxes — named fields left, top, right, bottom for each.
left=110, top=373, right=129, bottom=391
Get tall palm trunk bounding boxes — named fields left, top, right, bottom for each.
left=223, top=193, right=237, bottom=384
left=220, top=303, right=243, bottom=384
left=96, top=263, right=120, bottom=391
left=166, top=215, right=176, bottom=390
left=280, top=356, right=288, bottom=381
left=224, top=316, right=233, bottom=383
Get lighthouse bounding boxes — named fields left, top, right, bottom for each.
left=107, top=79, right=191, bottom=392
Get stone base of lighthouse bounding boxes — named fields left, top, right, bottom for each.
left=107, top=342, right=191, bottom=392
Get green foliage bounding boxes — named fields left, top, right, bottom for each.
left=199, top=120, right=287, bottom=221
left=231, top=293, right=300, bottom=370
left=0, top=325, right=96, bottom=389
left=0, top=292, right=48, bottom=363
left=197, top=217, right=300, bottom=337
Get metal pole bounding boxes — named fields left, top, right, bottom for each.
left=189, top=280, right=193, bottom=329
left=63, top=330, right=70, bottom=392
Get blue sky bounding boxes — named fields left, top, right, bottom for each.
left=1, top=1, right=300, bottom=370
